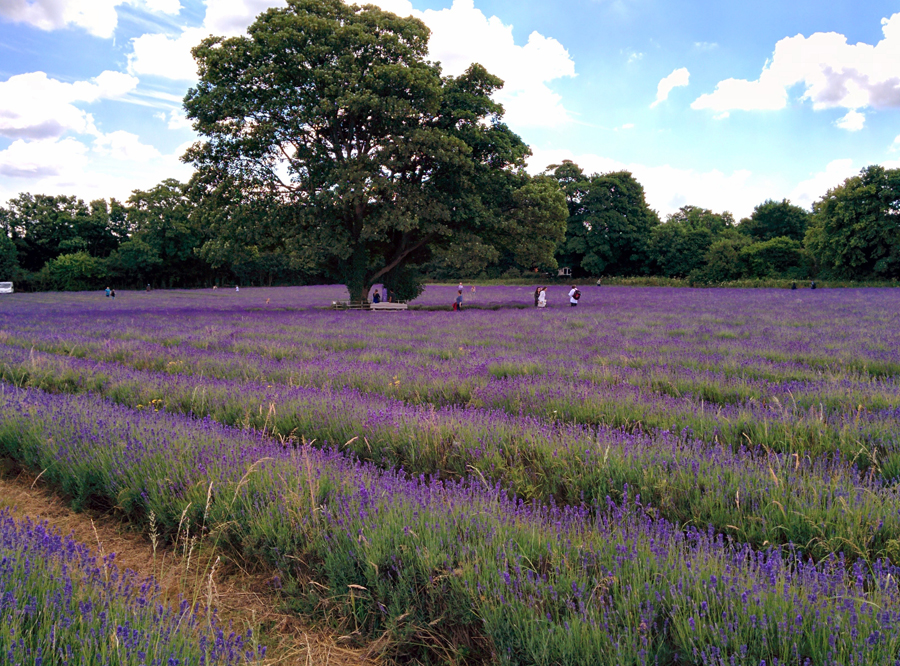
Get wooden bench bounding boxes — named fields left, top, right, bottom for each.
left=370, top=302, right=408, bottom=311
left=331, top=300, right=370, bottom=310
left=332, top=300, right=408, bottom=311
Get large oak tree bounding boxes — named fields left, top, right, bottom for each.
left=184, top=0, right=565, bottom=301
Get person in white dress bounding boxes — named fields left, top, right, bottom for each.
left=537, top=287, right=547, bottom=308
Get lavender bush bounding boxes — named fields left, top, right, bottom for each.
left=0, top=510, right=262, bottom=665
left=2, top=387, right=900, bottom=664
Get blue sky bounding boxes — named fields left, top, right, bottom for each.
left=1, top=0, right=898, bottom=218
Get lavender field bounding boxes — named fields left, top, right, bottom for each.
left=1, top=284, right=900, bottom=665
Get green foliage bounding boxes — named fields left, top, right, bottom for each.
left=42, top=251, right=108, bottom=291
left=806, top=164, right=900, bottom=279
left=185, top=0, right=564, bottom=301
left=549, top=162, right=659, bottom=277
left=649, top=206, right=735, bottom=278
left=739, top=236, right=811, bottom=278
left=127, top=179, right=213, bottom=287
left=106, top=238, right=163, bottom=284
left=0, top=225, right=18, bottom=282
left=738, top=198, right=809, bottom=242
left=691, top=235, right=752, bottom=282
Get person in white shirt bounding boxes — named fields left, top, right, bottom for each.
left=568, top=285, right=579, bottom=307
left=537, top=287, right=547, bottom=308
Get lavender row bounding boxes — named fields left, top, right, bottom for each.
left=2, top=385, right=900, bottom=665
left=3, top=328, right=898, bottom=467
left=2, top=287, right=898, bottom=460
left=4, top=349, right=900, bottom=564
left=0, top=510, right=261, bottom=665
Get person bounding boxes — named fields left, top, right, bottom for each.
left=372, top=290, right=381, bottom=304
left=110, top=288, right=116, bottom=299
left=105, top=287, right=111, bottom=298
left=537, top=287, right=547, bottom=308
left=534, top=286, right=541, bottom=308
left=213, top=285, right=218, bottom=290
left=453, top=289, right=463, bottom=311
left=810, top=281, right=817, bottom=290
left=596, top=278, right=602, bottom=287
left=791, top=281, right=797, bottom=290
left=458, top=281, right=464, bottom=292
left=568, top=285, right=580, bottom=307
left=382, top=286, right=387, bottom=302
left=146, top=284, right=151, bottom=292
left=470, top=285, right=476, bottom=293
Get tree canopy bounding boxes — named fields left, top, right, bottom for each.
left=549, top=161, right=659, bottom=277
left=739, top=199, right=809, bottom=243
left=805, top=165, right=900, bottom=279
left=184, top=0, right=565, bottom=301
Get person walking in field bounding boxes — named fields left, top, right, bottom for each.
left=453, top=289, right=463, bottom=311
left=568, top=285, right=580, bottom=307
left=538, top=287, right=547, bottom=308
left=534, top=286, right=541, bottom=307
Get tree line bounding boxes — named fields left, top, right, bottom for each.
left=1, top=0, right=897, bottom=293
left=2, top=160, right=896, bottom=291
left=546, top=160, right=899, bottom=284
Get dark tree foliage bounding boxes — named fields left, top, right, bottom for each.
left=5, top=194, right=97, bottom=271
left=184, top=0, right=564, bottom=301
left=739, top=199, right=809, bottom=242
left=740, top=237, right=810, bottom=279
left=0, top=219, right=18, bottom=281
left=123, top=179, right=213, bottom=288
left=806, top=165, right=900, bottom=279
left=549, top=161, right=659, bottom=277
left=649, top=206, right=735, bottom=278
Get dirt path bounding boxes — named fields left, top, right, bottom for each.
left=0, top=469, right=376, bottom=666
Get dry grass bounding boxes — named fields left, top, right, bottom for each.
left=0, top=467, right=377, bottom=666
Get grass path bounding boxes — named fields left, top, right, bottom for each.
left=0, top=464, right=376, bottom=666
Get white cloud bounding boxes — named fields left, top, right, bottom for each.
left=787, top=159, right=858, bottom=209
left=0, top=0, right=182, bottom=38
left=693, top=12, right=900, bottom=116
left=93, top=131, right=161, bottom=161
left=129, top=27, right=207, bottom=79
left=143, top=0, right=181, bottom=13
left=0, top=136, right=194, bottom=203
left=527, top=149, right=870, bottom=219
left=203, top=0, right=286, bottom=36
left=694, top=42, right=718, bottom=51
left=367, top=0, right=577, bottom=128
left=626, top=51, right=643, bottom=63
left=128, top=0, right=576, bottom=128
left=650, top=67, right=690, bottom=108
left=891, top=135, right=900, bottom=152
left=164, top=108, right=192, bottom=130
left=834, top=109, right=865, bottom=131
left=0, top=0, right=120, bottom=38
left=0, top=70, right=138, bottom=140
left=0, top=138, right=89, bottom=178
left=128, top=0, right=287, bottom=80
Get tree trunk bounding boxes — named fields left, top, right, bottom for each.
left=346, top=243, right=370, bottom=303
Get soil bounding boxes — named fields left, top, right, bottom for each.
left=0, top=468, right=376, bottom=666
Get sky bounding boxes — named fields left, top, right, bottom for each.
left=1, top=0, right=899, bottom=219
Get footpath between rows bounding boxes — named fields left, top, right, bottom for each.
left=0, top=466, right=375, bottom=666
